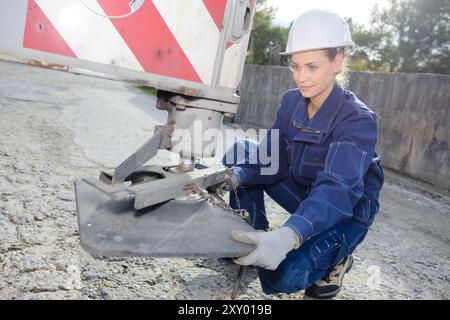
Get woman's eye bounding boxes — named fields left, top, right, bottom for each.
left=309, top=65, right=318, bottom=71
left=289, top=64, right=299, bottom=71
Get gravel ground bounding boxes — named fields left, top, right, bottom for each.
left=0, top=60, right=449, bottom=300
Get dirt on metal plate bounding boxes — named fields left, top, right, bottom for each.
left=75, top=179, right=256, bottom=259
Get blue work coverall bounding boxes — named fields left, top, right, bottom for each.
left=223, top=84, right=384, bottom=294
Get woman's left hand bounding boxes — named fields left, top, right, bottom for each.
left=231, top=227, right=300, bottom=270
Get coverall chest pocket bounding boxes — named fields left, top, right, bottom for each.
left=290, top=130, right=327, bottom=181
left=297, top=145, right=329, bottom=181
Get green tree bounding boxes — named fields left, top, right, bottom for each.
left=246, top=0, right=290, bottom=65
left=350, top=0, right=450, bottom=74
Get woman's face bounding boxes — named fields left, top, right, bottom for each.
left=290, top=49, right=343, bottom=101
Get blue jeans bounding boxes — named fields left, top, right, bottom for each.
left=223, top=140, right=369, bottom=294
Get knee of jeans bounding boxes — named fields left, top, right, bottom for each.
left=222, top=139, right=258, bottom=167
left=258, top=250, right=311, bottom=294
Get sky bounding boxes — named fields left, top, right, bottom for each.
left=266, top=0, right=391, bottom=27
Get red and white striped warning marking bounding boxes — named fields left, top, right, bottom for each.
left=23, top=0, right=246, bottom=85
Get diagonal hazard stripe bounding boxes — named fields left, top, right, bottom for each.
left=23, top=0, right=238, bottom=86
left=152, top=0, right=221, bottom=85
left=33, top=0, right=143, bottom=71
left=24, top=0, right=76, bottom=58
left=202, top=0, right=227, bottom=30
left=98, top=0, right=202, bottom=83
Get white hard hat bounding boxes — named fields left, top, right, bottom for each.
left=281, top=9, right=356, bottom=55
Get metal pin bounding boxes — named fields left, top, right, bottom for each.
left=231, top=266, right=245, bottom=300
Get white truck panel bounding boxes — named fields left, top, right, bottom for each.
left=0, top=0, right=256, bottom=104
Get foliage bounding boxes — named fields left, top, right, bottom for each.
left=247, top=0, right=450, bottom=74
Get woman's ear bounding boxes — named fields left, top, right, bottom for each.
left=333, top=52, right=345, bottom=74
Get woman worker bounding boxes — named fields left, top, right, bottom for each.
left=221, top=9, right=384, bottom=299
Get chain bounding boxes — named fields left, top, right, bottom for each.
left=233, top=188, right=243, bottom=211
left=230, top=187, right=247, bottom=301
left=184, top=183, right=250, bottom=223
left=183, top=183, right=249, bottom=301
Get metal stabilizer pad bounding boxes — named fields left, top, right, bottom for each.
left=75, top=179, right=255, bottom=258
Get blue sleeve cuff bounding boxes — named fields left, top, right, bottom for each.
left=231, top=166, right=247, bottom=186
left=283, top=214, right=314, bottom=244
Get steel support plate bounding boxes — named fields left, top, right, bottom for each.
left=75, top=179, right=255, bottom=258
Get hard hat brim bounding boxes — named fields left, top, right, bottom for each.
left=280, top=44, right=356, bottom=56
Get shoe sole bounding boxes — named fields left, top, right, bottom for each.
left=304, top=255, right=354, bottom=300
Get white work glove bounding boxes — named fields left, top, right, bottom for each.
left=209, top=168, right=240, bottom=194
left=231, top=227, right=301, bottom=270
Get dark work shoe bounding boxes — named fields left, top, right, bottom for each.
left=304, top=254, right=354, bottom=300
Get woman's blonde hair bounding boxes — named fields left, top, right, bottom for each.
left=324, top=47, right=349, bottom=87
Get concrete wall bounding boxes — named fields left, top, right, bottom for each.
left=234, top=65, right=450, bottom=190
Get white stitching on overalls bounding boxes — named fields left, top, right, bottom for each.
left=327, top=142, right=340, bottom=173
